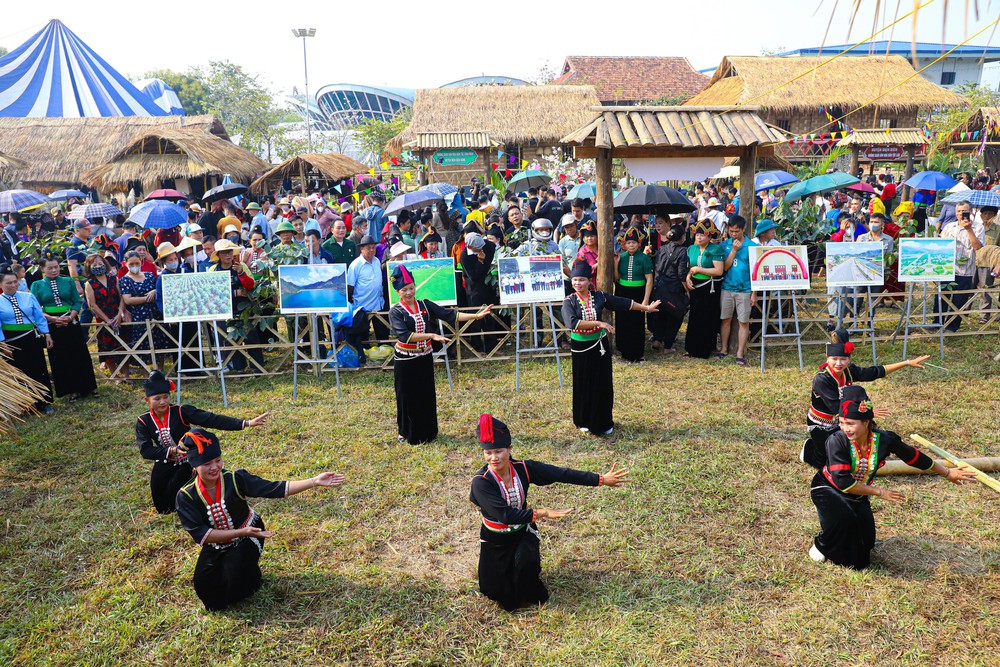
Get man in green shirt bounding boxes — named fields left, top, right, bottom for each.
left=322, top=219, right=358, bottom=266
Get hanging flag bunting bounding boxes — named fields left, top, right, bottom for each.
left=390, top=157, right=399, bottom=166
left=497, top=150, right=505, bottom=158
left=391, top=176, right=399, bottom=185
left=490, top=163, right=498, bottom=171
left=404, top=171, right=413, bottom=181
left=504, top=169, right=512, bottom=178
left=509, top=155, right=517, bottom=166
left=333, top=184, right=342, bottom=194
left=353, top=192, right=360, bottom=202
left=380, top=162, right=389, bottom=170
left=368, top=168, right=375, bottom=176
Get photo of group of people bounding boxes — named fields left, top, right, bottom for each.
left=498, top=255, right=564, bottom=305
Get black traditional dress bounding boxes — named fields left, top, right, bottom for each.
left=31, top=276, right=98, bottom=398
left=135, top=405, right=246, bottom=513
left=470, top=458, right=599, bottom=611
left=176, top=469, right=287, bottom=611
left=0, top=291, right=52, bottom=408
left=684, top=243, right=724, bottom=359
left=389, top=298, right=457, bottom=444
left=811, top=429, right=932, bottom=569
left=561, top=291, right=635, bottom=433
left=87, top=274, right=123, bottom=365
left=802, top=362, right=886, bottom=468
left=614, top=251, right=652, bottom=361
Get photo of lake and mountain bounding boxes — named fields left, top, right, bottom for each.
left=278, top=264, right=350, bottom=314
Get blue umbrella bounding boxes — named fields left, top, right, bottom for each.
left=567, top=181, right=597, bottom=199
left=940, top=189, right=1000, bottom=208
left=904, top=170, right=957, bottom=191
left=0, top=189, right=49, bottom=214
left=385, top=189, right=444, bottom=216
left=754, top=170, right=799, bottom=193
left=783, top=173, right=860, bottom=201
left=126, top=200, right=187, bottom=229
left=67, top=203, right=123, bottom=220
left=420, top=183, right=459, bottom=197
left=505, top=169, right=552, bottom=193
left=48, top=189, right=89, bottom=201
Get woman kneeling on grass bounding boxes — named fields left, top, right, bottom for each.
left=809, top=386, right=975, bottom=570
left=176, top=428, right=346, bottom=611
left=470, top=414, right=629, bottom=611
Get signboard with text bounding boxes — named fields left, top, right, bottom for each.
left=432, top=149, right=478, bottom=166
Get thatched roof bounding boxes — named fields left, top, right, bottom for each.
left=0, top=150, right=28, bottom=174
left=551, top=56, right=709, bottom=103
left=250, top=153, right=370, bottom=194
left=81, top=128, right=268, bottom=192
left=388, top=85, right=600, bottom=155
left=0, top=115, right=228, bottom=190
left=685, top=56, right=962, bottom=113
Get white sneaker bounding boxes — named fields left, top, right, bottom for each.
left=809, top=544, right=826, bottom=563
left=579, top=427, right=589, bottom=433
left=602, top=427, right=614, bottom=435
left=799, top=440, right=809, bottom=464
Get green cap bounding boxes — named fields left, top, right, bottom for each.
left=275, top=220, right=296, bottom=234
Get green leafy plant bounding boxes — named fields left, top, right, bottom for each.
left=794, top=146, right=851, bottom=181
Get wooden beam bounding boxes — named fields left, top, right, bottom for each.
left=595, top=148, right=615, bottom=294
left=849, top=146, right=860, bottom=177
left=739, top=145, right=756, bottom=232
left=902, top=146, right=916, bottom=201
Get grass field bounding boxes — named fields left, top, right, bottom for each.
left=387, top=259, right=457, bottom=307
left=1, top=336, right=998, bottom=666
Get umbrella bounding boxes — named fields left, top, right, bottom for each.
left=567, top=181, right=597, bottom=199
left=0, top=189, right=49, bottom=214
left=613, top=184, right=695, bottom=215
left=903, top=170, right=956, bottom=191
left=385, top=190, right=444, bottom=216
left=126, top=200, right=188, bottom=229
left=48, top=189, right=88, bottom=201
left=505, top=169, right=552, bottom=193
left=755, top=170, right=799, bottom=193
left=709, top=165, right=741, bottom=179
left=783, top=173, right=860, bottom=201
left=202, top=182, right=248, bottom=204
left=420, top=183, right=459, bottom=197
left=948, top=182, right=971, bottom=193
left=144, top=188, right=188, bottom=201
left=846, top=182, right=877, bottom=194
left=940, top=189, right=1000, bottom=208
left=66, top=202, right=123, bottom=220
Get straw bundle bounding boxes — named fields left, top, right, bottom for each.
left=685, top=56, right=962, bottom=113
left=0, top=347, right=48, bottom=436
left=81, top=128, right=269, bottom=192
left=388, top=85, right=600, bottom=156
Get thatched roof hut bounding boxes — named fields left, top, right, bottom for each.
left=81, top=128, right=269, bottom=193
left=250, top=153, right=369, bottom=194
left=0, top=115, right=228, bottom=191
left=388, top=85, right=601, bottom=156
left=686, top=55, right=962, bottom=113
left=0, top=150, right=28, bottom=187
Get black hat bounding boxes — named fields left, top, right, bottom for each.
left=391, top=264, right=415, bottom=291
left=826, top=327, right=855, bottom=357
left=666, top=224, right=686, bottom=242
left=623, top=226, right=642, bottom=244
left=143, top=370, right=174, bottom=397
left=570, top=259, right=593, bottom=279
left=485, top=224, right=504, bottom=241
left=182, top=428, right=223, bottom=467
left=420, top=228, right=443, bottom=244
left=839, top=394, right=874, bottom=421
left=125, top=236, right=146, bottom=252
left=358, top=234, right=376, bottom=247
left=477, top=413, right=512, bottom=448
left=840, top=384, right=870, bottom=404
left=579, top=222, right=597, bottom=237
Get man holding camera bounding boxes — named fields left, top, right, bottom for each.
left=939, top=201, right=984, bottom=331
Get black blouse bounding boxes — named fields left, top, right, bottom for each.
left=470, top=459, right=599, bottom=530
left=815, top=429, right=933, bottom=493
left=807, top=363, right=886, bottom=429
left=176, top=468, right=287, bottom=547
left=135, top=404, right=245, bottom=464
left=561, top=290, right=633, bottom=332
left=388, top=298, right=457, bottom=357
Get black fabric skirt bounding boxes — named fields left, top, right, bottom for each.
left=811, top=483, right=876, bottom=570
left=150, top=460, right=193, bottom=514
left=394, top=352, right=438, bottom=444
left=478, top=524, right=548, bottom=611
left=614, top=283, right=645, bottom=362
left=804, top=426, right=835, bottom=469
left=6, top=330, right=52, bottom=408
left=47, top=322, right=98, bottom=398
left=193, top=514, right=267, bottom=611
left=570, top=334, right=614, bottom=433
left=684, top=280, right=720, bottom=359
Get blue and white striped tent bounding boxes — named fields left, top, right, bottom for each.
left=0, top=19, right=169, bottom=117
left=133, top=78, right=185, bottom=115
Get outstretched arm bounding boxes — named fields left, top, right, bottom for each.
left=285, top=471, right=346, bottom=497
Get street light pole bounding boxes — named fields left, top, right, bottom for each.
left=291, top=28, right=316, bottom=153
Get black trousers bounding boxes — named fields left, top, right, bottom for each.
left=150, top=460, right=193, bottom=514
left=193, top=515, right=267, bottom=611
left=811, top=484, right=876, bottom=570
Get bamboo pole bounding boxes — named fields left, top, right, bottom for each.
left=595, top=148, right=615, bottom=294
left=877, top=457, right=1000, bottom=476
left=907, top=434, right=1000, bottom=494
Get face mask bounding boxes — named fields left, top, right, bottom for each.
left=281, top=206, right=290, bottom=212
left=165, top=261, right=179, bottom=271
left=90, top=263, right=107, bottom=276
left=128, top=265, right=142, bottom=275
left=870, top=224, right=882, bottom=233
left=228, top=236, right=240, bottom=244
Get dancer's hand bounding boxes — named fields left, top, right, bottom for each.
left=874, top=407, right=891, bottom=419
left=312, top=472, right=346, bottom=488
left=601, top=463, right=630, bottom=487
left=876, top=488, right=905, bottom=503
left=432, top=333, right=451, bottom=344
left=242, top=526, right=273, bottom=538
left=245, top=412, right=270, bottom=428
left=905, top=354, right=930, bottom=369
left=645, top=300, right=660, bottom=313
left=476, top=304, right=492, bottom=319
left=945, top=464, right=977, bottom=485
left=537, top=508, right=573, bottom=519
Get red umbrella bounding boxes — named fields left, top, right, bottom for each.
left=144, top=189, right=188, bottom=201
left=846, top=182, right=876, bottom=194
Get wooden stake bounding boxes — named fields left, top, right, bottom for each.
left=910, top=434, right=1000, bottom=494
left=877, top=456, right=1000, bottom=476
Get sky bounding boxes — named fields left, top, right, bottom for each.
left=3, top=0, right=998, bottom=96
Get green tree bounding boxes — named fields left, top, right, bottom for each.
left=354, top=108, right=411, bottom=163
left=200, top=60, right=287, bottom=162
left=143, top=68, right=211, bottom=115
